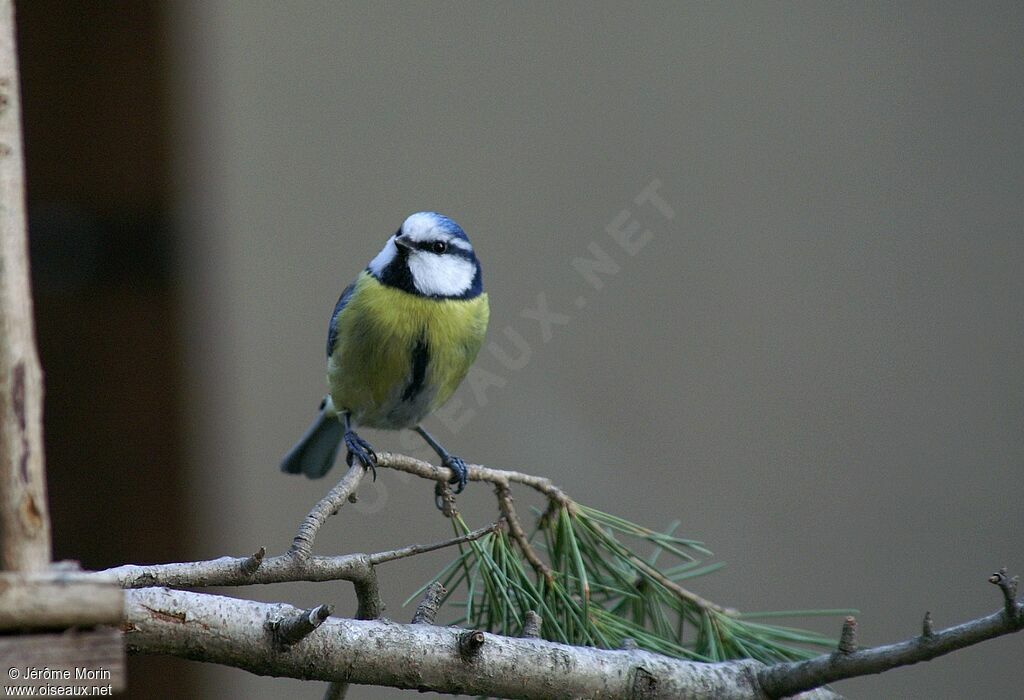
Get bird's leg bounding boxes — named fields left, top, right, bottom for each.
left=343, top=411, right=378, bottom=480
left=414, top=426, right=469, bottom=503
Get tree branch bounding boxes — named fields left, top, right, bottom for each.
left=758, top=570, right=1024, bottom=698
left=376, top=452, right=570, bottom=505
left=99, top=523, right=495, bottom=589
left=122, top=565, right=1024, bottom=698
left=288, top=462, right=365, bottom=560
left=97, top=451, right=1024, bottom=697
left=123, top=586, right=839, bottom=700
left=495, top=483, right=552, bottom=582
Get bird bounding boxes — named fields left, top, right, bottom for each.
left=281, top=212, right=489, bottom=501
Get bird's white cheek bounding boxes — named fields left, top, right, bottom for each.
left=408, top=254, right=475, bottom=297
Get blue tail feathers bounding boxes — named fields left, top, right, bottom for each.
left=280, top=408, right=344, bottom=479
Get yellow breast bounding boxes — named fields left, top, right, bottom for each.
left=327, top=271, right=489, bottom=429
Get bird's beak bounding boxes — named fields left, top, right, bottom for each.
left=394, top=235, right=413, bottom=252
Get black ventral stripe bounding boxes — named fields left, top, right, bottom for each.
left=402, top=332, right=429, bottom=402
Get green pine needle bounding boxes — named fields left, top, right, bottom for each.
left=412, top=502, right=842, bottom=664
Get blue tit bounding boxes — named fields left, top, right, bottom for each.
left=281, top=212, right=489, bottom=499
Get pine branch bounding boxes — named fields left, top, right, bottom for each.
left=377, top=451, right=724, bottom=620
left=96, top=451, right=1021, bottom=697
left=495, top=483, right=552, bottom=582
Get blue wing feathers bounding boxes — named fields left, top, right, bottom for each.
left=326, top=281, right=356, bottom=357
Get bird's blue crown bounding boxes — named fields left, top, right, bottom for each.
left=405, top=211, right=472, bottom=246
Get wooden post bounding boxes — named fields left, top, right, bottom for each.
left=0, top=3, right=124, bottom=692
left=0, top=0, right=50, bottom=572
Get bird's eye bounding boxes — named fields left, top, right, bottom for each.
left=432, top=241, right=448, bottom=254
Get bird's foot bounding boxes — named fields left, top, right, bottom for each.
left=443, top=455, right=469, bottom=494
left=344, top=430, right=378, bottom=480
left=433, top=457, right=468, bottom=512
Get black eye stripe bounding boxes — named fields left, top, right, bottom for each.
left=405, top=239, right=474, bottom=260
left=413, top=240, right=449, bottom=253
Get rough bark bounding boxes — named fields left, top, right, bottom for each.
left=124, top=587, right=842, bottom=700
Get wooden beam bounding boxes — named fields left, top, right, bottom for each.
left=0, top=571, right=123, bottom=631
left=0, top=627, right=125, bottom=693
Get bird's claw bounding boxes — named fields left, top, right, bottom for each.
left=443, top=455, right=468, bottom=494
left=344, top=430, right=378, bottom=480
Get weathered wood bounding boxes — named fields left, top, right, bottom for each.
left=0, top=572, right=123, bottom=631
left=0, top=0, right=51, bottom=573
left=0, top=628, right=125, bottom=693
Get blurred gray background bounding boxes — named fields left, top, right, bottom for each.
left=23, top=2, right=1023, bottom=698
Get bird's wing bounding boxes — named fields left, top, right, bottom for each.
left=326, top=281, right=357, bottom=357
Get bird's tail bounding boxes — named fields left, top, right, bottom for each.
left=280, top=400, right=344, bottom=479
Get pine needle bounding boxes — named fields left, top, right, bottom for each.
left=412, top=501, right=842, bottom=664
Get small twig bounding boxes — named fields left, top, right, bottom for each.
left=458, top=629, right=486, bottom=659
left=411, top=581, right=446, bottom=625
left=289, top=463, right=365, bottom=560
left=369, top=522, right=498, bottom=565
left=322, top=683, right=347, bottom=700
left=836, top=616, right=857, bottom=654
left=268, top=603, right=332, bottom=649
left=988, top=567, right=1020, bottom=618
left=521, top=610, right=542, bottom=638
left=758, top=569, right=1024, bottom=698
left=240, top=547, right=265, bottom=576
left=619, top=637, right=639, bottom=650
left=99, top=525, right=494, bottom=589
left=922, top=611, right=934, bottom=637
left=495, top=483, right=553, bottom=583
left=101, top=551, right=374, bottom=589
